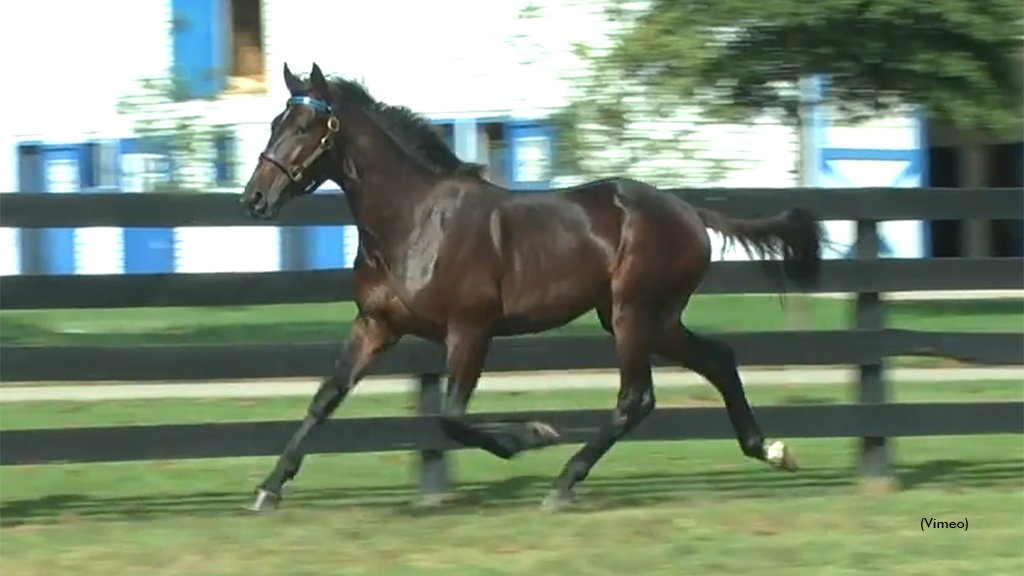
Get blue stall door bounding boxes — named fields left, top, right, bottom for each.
left=120, top=138, right=177, bottom=274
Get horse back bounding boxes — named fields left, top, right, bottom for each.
left=485, top=182, right=626, bottom=333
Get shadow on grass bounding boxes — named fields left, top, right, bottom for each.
left=896, top=458, right=1024, bottom=489
left=2, top=458, right=1019, bottom=527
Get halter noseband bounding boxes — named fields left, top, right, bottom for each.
left=258, top=96, right=340, bottom=187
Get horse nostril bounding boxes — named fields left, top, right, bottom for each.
left=252, top=191, right=265, bottom=205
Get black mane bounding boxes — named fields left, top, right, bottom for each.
left=302, top=75, right=485, bottom=177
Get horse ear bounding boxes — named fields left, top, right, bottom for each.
left=309, top=63, right=329, bottom=97
left=283, top=63, right=303, bottom=95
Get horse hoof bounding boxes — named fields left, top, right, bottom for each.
left=248, top=488, right=281, bottom=513
left=526, top=421, right=561, bottom=449
left=765, top=441, right=799, bottom=472
left=527, top=421, right=560, bottom=439
left=541, top=488, right=576, bottom=512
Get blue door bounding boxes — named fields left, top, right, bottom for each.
left=40, top=144, right=83, bottom=274
left=506, top=123, right=553, bottom=192
left=172, top=0, right=227, bottom=99
left=120, top=138, right=176, bottom=273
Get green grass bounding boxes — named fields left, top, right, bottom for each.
left=2, top=296, right=1021, bottom=346
left=1, top=382, right=1022, bottom=575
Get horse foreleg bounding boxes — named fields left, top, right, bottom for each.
left=249, top=315, right=397, bottom=511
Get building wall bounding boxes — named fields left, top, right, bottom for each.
left=1, top=0, right=804, bottom=185
left=3, top=0, right=171, bottom=144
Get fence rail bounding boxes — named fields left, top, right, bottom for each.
left=5, top=403, right=1021, bottom=466
left=3, top=331, right=1022, bottom=383
left=3, top=187, right=1022, bottom=227
left=3, top=258, right=1022, bottom=310
left=1, top=187, right=1022, bottom=496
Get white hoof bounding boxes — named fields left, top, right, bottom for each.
left=248, top=489, right=280, bottom=513
left=541, top=488, right=577, bottom=512
left=526, top=421, right=560, bottom=441
left=764, top=440, right=799, bottom=472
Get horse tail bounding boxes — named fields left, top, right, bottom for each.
left=695, top=207, right=823, bottom=290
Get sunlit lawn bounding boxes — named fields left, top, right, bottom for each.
left=2, top=381, right=1021, bottom=575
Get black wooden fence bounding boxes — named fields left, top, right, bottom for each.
left=1, top=188, right=1022, bottom=497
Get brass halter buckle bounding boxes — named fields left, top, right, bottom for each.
left=288, top=115, right=341, bottom=182
left=258, top=113, right=341, bottom=184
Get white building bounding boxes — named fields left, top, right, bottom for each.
left=1, top=0, right=1013, bottom=275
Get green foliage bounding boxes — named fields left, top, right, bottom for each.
left=520, top=0, right=1021, bottom=178
left=115, top=73, right=227, bottom=192
left=582, top=0, right=1023, bottom=134
left=514, top=2, right=730, bottom=185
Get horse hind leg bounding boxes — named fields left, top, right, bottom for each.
left=652, top=316, right=798, bottom=472
left=439, top=327, right=561, bottom=460
left=545, top=302, right=657, bottom=510
left=595, top=299, right=615, bottom=335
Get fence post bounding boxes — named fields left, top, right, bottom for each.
left=854, top=218, right=890, bottom=488
left=415, top=373, right=451, bottom=503
left=278, top=227, right=307, bottom=271
left=19, top=229, right=46, bottom=275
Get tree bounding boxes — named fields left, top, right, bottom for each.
left=518, top=0, right=1022, bottom=180
left=555, top=0, right=1023, bottom=140
left=115, top=73, right=228, bottom=192
left=513, top=1, right=730, bottom=186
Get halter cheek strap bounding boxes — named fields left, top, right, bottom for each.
left=258, top=96, right=340, bottom=185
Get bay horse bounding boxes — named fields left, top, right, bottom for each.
left=240, top=63, right=822, bottom=512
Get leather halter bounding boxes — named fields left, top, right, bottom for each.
left=258, top=96, right=340, bottom=189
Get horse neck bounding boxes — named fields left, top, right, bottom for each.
left=327, top=106, right=439, bottom=236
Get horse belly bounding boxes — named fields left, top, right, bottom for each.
left=495, top=241, right=608, bottom=336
